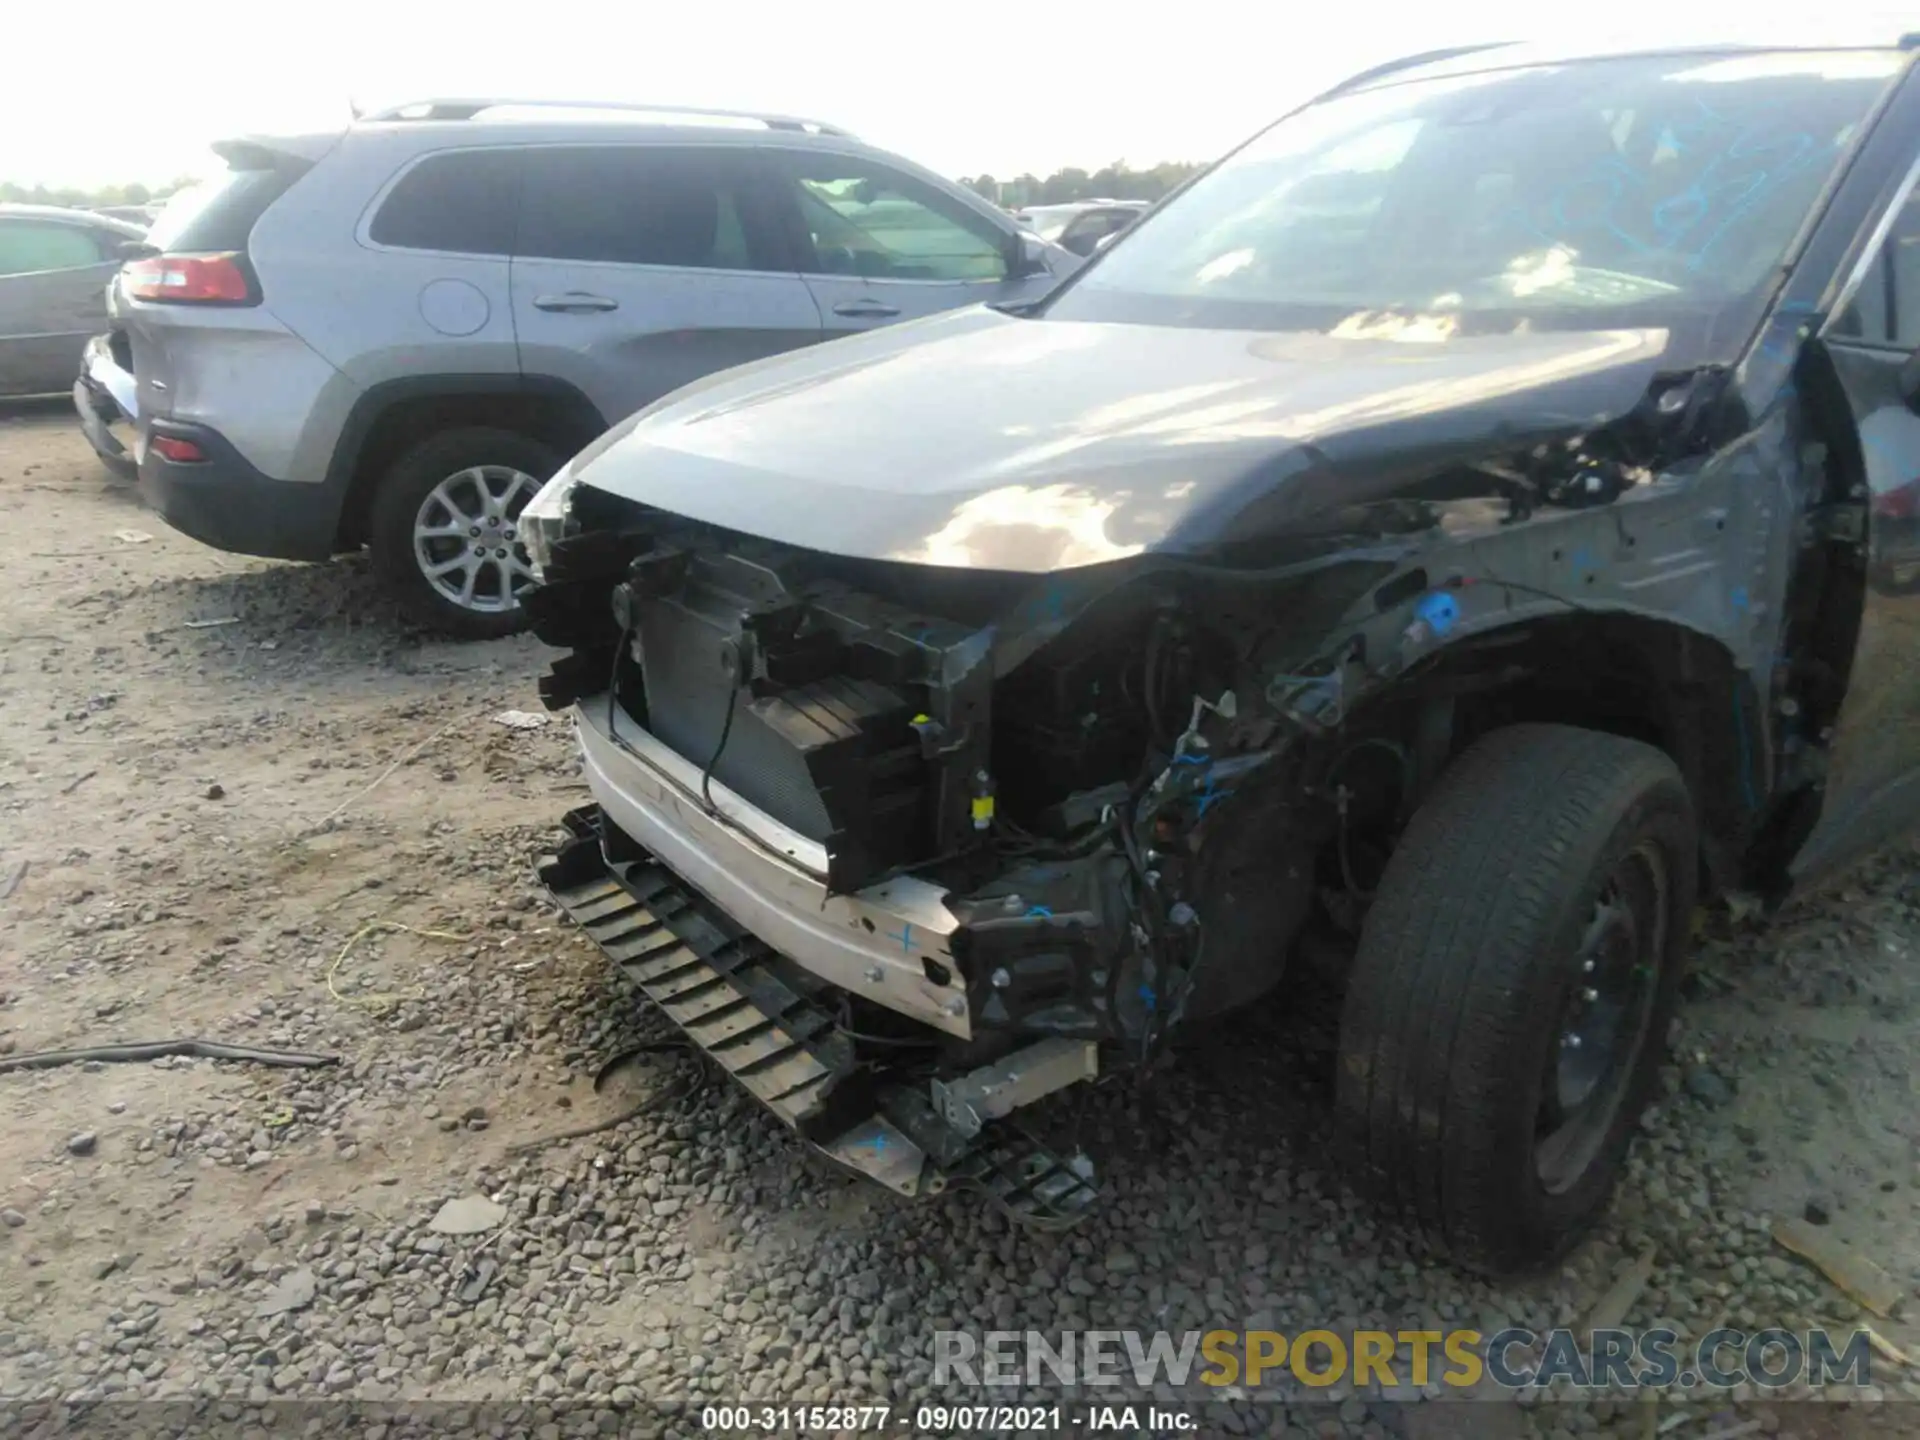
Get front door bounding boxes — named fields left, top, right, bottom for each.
left=1796, top=180, right=1920, bottom=879
left=762, top=149, right=1053, bottom=340
left=510, top=144, right=823, bottom=425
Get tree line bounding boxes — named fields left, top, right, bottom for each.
left=7, top=158, right=1208, bottom=218
left=962, top=161, right=1204, bottom=209
left=1, top=179, right=193, bottom=209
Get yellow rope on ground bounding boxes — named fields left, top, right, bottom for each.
left=326, top=920, right=470, bottom=1012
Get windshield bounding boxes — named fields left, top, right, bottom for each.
left=1047, top=51, right=1907, bottom=341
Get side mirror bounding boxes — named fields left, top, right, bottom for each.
left=1003, top=230, right=1050, bottom=279
left=115, top=238, right=155, bottom=260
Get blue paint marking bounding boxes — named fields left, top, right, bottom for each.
left=1025, top=906, right=1055, bottom=919
left=1138, top=984, right=1157, bottom=1015
left=855, top=1133, right=889, bottom=1153
left=1414, top=591, right=1460, bottom=637
left=1730, top=585, right=1750, bottom=613
left=1173, top=753, right=1210, bottom=767
left=1569, top=545, right=1596, bottom=573
left=883, top=923, right=913, bottom=954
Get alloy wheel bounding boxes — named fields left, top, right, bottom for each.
left=412, top=465, right=540, bottom=614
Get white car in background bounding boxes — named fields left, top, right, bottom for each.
left=1013, top=199, right=1150, bottom=256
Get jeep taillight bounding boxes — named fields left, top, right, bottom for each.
left=124, top=254, right=253, bottom=304
left=148, top=435, right=208, bottom=463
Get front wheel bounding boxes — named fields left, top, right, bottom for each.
left=1335, top=723, right=1697, bottom=1276
left=368, top=427, right=561, bottom=639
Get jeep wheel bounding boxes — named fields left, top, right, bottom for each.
left=369, top=427, right=561, bottom=639
left=1335, top=724, right=1696, bottom=1275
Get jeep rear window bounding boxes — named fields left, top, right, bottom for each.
left=1048, top=50, right=1908, bottom=348
left=369, top=150, right=521, bottom=256
left=147, top=150, right=309, bottom=254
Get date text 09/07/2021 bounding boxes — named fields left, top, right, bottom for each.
left=697, top=1404, right=1194, bottom=1432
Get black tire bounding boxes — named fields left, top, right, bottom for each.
left=368, top=427, right=561, bottom=639
left=1336, top=723, right=1697, bottom=1276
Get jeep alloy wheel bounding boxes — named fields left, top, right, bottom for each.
left=369, top=426, right=564, bottom=640
left=412, top=464, right=540, bottom=615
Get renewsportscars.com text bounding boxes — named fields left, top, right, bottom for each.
left=934, top=1327, right=1880, bottom=1392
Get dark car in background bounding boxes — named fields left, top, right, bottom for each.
left=0, top=204, right=145, bottom=398
left=1014, top=199, right=1150, bottom=256
left=90, top=204, right=164, bottom=229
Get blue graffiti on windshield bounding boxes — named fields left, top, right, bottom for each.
left=1508, top=100, right=1830, bottom=275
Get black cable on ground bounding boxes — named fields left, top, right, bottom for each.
left=503, top=1039, right=694, bottom=1157
left=0, top=1040, right=339, bottom=1074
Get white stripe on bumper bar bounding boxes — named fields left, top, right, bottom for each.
left=576, top=699, right=971, bottom=1038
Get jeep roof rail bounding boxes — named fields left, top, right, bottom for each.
left=360, top=97, right=852, bottom=137
left=1312, top=42, right=1518, bottom=103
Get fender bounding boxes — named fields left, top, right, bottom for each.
left=325, top=374, right=609, bottom=551
left=324, top=373, right=609, bottom=492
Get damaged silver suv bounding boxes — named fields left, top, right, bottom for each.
left=526, top=39, right=1920, bottom=1274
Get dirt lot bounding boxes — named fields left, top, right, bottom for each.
left=2, top=402, right=1919, bottom=1438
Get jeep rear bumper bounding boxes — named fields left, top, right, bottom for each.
left=136, top=419, right=344, bottom=562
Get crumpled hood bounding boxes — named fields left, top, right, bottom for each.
left=572, top=305, right=1674, bottom=572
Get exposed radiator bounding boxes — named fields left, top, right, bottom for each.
left=630, top=593, right=929, bottom=883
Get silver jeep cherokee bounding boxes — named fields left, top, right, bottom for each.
left=114, top=99, right=1074, bottom=637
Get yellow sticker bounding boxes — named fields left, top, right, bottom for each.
left=971, top=795, right=995, bottom=822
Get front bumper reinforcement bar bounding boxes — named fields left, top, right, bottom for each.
left=538, top=806, right=1099, bottom=1226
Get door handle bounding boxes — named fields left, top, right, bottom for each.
left=832, top=299, right=902, bottom=319
left=533, top=292, right=619, bottom=313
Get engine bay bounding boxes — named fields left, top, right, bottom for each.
left=525, top=491, right=1406, bottom=1076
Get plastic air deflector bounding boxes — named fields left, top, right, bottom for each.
left=537, top=806, right=1098, bottom=1226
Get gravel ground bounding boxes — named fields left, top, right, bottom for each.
left=2, top=404, right=1918, bottom=1439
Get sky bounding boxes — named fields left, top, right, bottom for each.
left=2, top=2, right=1915, bottom=189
